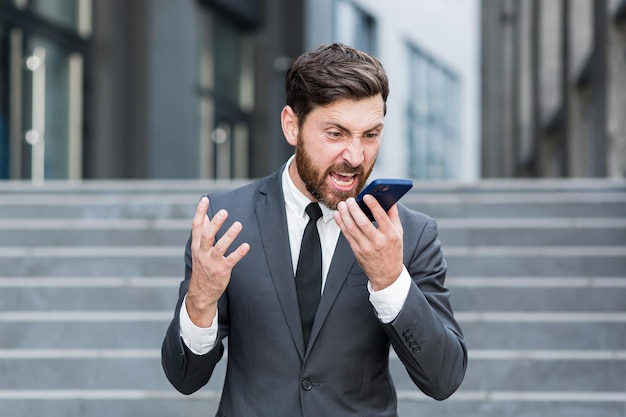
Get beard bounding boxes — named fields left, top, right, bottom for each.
left=295, top=135, right=375, bottom=210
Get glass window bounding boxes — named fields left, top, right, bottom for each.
left=198, top=9, right=254, bottom=179
left=0, top=23, right=8, bottom=179
left=407, top=44, right=460, bottom=180
left=18, top=0, right=91, bottom=37
left=1, top=1, right=88, bottom=180
left=334, top=1, right=376, bottom=53
left=22, top=35, right=72, bottom=179
left=213, top=18, right=250, bottom=108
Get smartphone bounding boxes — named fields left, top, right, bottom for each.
left=356, top=178, right=413, bottom=221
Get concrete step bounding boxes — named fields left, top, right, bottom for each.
left=0, top=352, right=623, bottom=417
left=1, top=178, right=622, bottom=195
left=0, top=398, right=219, bottom=417
left=2, top=354, right=624, bottom=392
left=391, top=357, right=626, bottom=391
left=437, top=218, right=626, bottom=246
left=1, top=245, right=625, bottom=276
left=445, top=248, right=626, bottom=277
left=0, top=250, right=182, bottom=276
left=0, top=286, right=178, bottom=311
left=2, top=318, right=624, bottom=351
left=0, top=195, right=199, bottom=220
left=0, top=221, right=190, bottom=246
left=407, top=190, right=626, bottom=219
left=0, top=321, right=169, bottom=349
left=461, top=321, right=626, bottom=350
left=2, top=281, right=625, bottom=312
left=1, top=394, right=624, bottom=417
left=0, top=358, right=173, bottom=390
left=2, top=197, right=623, bottom=219
left=0, top=179, right=623, bottom=417
left=1, top=180, right=624, bottom=220
left=398, top=397, right=626, bottom=417
left=452, top=286, right=626, bottom=312
left=2, top=217, right=625, bottom=247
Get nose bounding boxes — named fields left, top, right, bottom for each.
left=342, top=137, right=364, bottom=167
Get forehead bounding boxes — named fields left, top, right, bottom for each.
left=306, top=95, right=385, bottom=130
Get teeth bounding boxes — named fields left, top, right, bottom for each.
left=331, top=174, right=355, bottom=187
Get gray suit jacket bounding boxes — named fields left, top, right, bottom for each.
left=162, top=166, right=467, bottom=417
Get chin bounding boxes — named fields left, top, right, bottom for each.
left=319, top=190, right=356, bottom=211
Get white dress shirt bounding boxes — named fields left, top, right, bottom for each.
left=180, top=156, right=411, bottom=354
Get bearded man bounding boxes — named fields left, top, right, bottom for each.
left=162, top=43, right=467, bottom=417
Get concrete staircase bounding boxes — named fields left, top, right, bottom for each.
left=0, top=179, right=624, bottom=417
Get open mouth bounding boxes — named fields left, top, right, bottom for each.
left=330, top=172, right=358, bottom=189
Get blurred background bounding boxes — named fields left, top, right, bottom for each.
left=1, top=0, right=623, bottom=183
left=0, top=1, right=625, bottom=417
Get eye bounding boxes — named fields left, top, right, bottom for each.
left=327, top=131, right=342, bottom=139
left=364, top=132, right=380, bottom=141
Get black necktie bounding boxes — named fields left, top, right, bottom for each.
left=295, top=203, right=323, bottom=347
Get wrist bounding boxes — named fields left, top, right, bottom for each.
left=369, top=266, right=403, bottom=291
left=185, top=294, right=217, bottom=328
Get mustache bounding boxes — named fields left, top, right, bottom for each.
left=328, top=163, right=364, bottom=175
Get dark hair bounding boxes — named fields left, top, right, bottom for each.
left=285, top=43, right=389, bottom=126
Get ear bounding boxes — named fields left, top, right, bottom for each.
left=281, top=105, right=299, bottom=147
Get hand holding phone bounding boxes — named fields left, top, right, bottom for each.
left=356, top=179, right=413, bottom=221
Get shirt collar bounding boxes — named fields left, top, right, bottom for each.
left=282, top=155, right=335, bottom=223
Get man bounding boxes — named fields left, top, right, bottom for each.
left=162, top=43, right=467, bottom=416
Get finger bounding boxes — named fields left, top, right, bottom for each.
left=335, top=200, right=357, bottom=234
left=346, top=197, right=376, bottom=230
left=386, top=203, right=402, bottom=226
left=191, top=197, right=210, bottom=250
left=336, top=201, right=378, bottom=266
left=334, top=202, right=349, bottom=234
left=336, top=199, right=370, bottom=247
left=224, top=242, right=251, bottom=268
left=211, top=220, right=243, bottom=258
left=200, top=208, right=228, bottom=252
left=363, top=194, right=391, bottom=226
left=334, top=203, right=358, bottom=250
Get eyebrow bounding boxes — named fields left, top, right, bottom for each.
left=325, top=122, right=384, bottom=134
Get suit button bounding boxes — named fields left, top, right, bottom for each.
left=412, top=345, right=422, bottom=354
left=301, top=379, right=313, bottom=391
left=402, top=328, right=411, bottom=337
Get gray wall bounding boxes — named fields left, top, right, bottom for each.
left=88, top=0, right=150, bottom=178
left=87, top=0, right=304, bottom=179
left=88, top=0, right=199, bottom=179
left=146, top=0, right=200, bottom=178
left=480, top=0, right=626, bottom=178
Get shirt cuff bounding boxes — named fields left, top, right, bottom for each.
left=368, top=266, right=411, bottom=324
left=179, top=294, right=218, bottom=355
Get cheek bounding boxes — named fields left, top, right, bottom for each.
left=317, top=141, right=348, bottom=164
left=362, top=143, right=380, bottom=164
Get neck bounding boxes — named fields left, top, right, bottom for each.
left=288, top=157, right=316, bottom=202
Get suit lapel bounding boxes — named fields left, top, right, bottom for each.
left=254, top=167, right=359, bottom=359
left=307, top=233, right=356, bottom=353
left=255, top=170, right=307, bottom=359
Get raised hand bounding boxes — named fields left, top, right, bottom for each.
left=186, top=196, right=250, bottom=327
left=333, top=195, right=404, bottom=291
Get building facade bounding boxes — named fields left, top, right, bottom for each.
left=481, top=0, right=626, bottom=178
left=309, top=0, right=480, bottom=182
left=0, top=0, right=479, bottom=181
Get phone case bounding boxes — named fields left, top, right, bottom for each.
left=356, top=178, right=413, bottom=221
